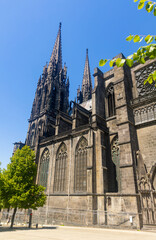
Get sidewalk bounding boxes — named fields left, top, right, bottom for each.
left=0, top=225, right=156, bottom=240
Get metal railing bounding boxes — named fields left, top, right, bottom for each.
left=0, top=208, right=139, bottom=228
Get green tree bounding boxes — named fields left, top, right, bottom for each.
left=99, top=0, right=156, bottom=86
left=0, top=146, right=46, bottom=228
left=0, top=163, right=3, bottom=210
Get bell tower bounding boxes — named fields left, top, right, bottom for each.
left=26, top=23, right=69, bottom=147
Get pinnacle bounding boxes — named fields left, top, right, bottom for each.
left=81, top=49, right=92, bottom=102
left=48, top=23, right=62, bottom=73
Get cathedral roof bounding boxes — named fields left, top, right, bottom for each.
left=80, top=98, right=92, bottom=111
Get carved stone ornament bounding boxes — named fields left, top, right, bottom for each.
left=106, top=84, right=114, bottom=97
left=58, top=143, right=67, bottom=155
left=135, top=62, right=156, bottom=96
left=134, top=103, right=156, bottom=125
left=136, top=150, right=147, bottom=180
left=41, top=149, right=50, bottom=162
left=111, top=136, right=119, bottom=156
left=77, top=137, right=88, bottom=150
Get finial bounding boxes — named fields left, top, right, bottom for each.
left=59, top=22, right=62, bottom=29
left=86, top=48, right=88, bottom=55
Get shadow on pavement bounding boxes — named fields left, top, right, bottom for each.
left=0, top=226, right=57, bottom=232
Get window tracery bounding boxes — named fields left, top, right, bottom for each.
left=135, top=62, right=156, bottom=96
left=38, top=148, right=50, bottom=190
left=54, top=143, right=67, bottom=192
left=75, top=137, right=88, bottom=192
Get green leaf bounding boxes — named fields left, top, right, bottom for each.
left=146, top=2, right=152, bottom=11
left=148, top=76, right=153, bottom=84
left=137, top=48, right=142, bottom=56
left=144, top=79, right=148, bottom=84
left=115, top=58, right=121, bottom=67
left=153, top=71, right=156, bottom=80
left=126, top=59, right=134, bottom=67
left=148, top=3, right=154, bottom=12
left=154, top=6, right=156, bottom=16
left=139, top=57, right=146, bottom=64
left=149, top=4, right=154, bottom=12
left=133, top=35, right=140, bottom=42
left=99, top=59, right=107, bottom=67
left=133, top=53, right=139, bottom=61
left=146, top=2, right=149, bottom=11
left=109, top=59, right=115, bottom=67
left=145, top=35, right=153, bottom=44
left=149, top=54, right=156, bottom=59
left=146, top=2, right=154, bottom=12
left=138, top=1, right=145, bottom=9
left=149, top=45, right=155, bottom=52
left=115, top=58, right=126, bottom=67
left=126, top=35, right=134, bottom=41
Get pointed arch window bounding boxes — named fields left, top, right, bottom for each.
left=111, top=136, right=120, bottom=192
left=106, top=84, right=116, bottom=117
left=38, top=148, right=50, bottom=190
left=54, top=143, right=67, bottom=192
left=75, top=137, right=88, bottom=192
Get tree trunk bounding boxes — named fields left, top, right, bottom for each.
left=6, top=207, right=10, bottom=219
left=10, top=207, right=17, bottom=228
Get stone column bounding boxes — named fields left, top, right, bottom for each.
left=87, top=129, right=93, bottom=193
left=114, top=65, right=137, bottom=194
left=86, top=129, right=94, bottom=224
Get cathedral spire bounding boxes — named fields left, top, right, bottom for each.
left=81, top=49, right=92, bottom=102
left=48, top=22, right=62, bottom=73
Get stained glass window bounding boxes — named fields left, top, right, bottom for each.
left=54, top=143, right=67, bottom=192
left=75, top=137, right=88, bottom=192
left=38, top=148, right=50, bottom=190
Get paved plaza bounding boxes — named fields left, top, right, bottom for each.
left=0, top=226, right=156, bottom=240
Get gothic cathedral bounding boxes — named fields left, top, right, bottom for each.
left=14, top=23, right=156, bottom=228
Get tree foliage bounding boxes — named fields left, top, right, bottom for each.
left=0, top=162, right=3, bottom=209
left=99, top=0, right=156, bottom=86
left=0, top=146, right=46, bottom=228
left=135, top=0, right=156, bottom=15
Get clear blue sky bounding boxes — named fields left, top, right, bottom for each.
left=0, top=0, right=155, bottom=169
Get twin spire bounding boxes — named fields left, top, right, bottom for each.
left=81, top=49, right=92, bottom=102
left=42, top=23, right=92, bottom=104
left=77, top=49, right=92, bottom=103
left=48, top=23, right=92, bottom=103
left=48, top=22, right=62, bottom=73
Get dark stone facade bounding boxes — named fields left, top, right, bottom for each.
left=16, top=24, right=156, bottom=228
